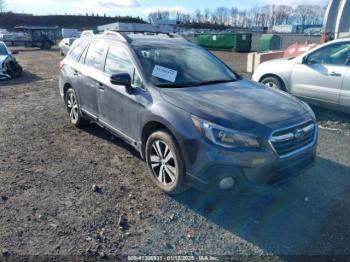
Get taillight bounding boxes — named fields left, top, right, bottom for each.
left=59, top=61, right=64, bottom=71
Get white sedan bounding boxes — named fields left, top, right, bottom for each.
left=58, top=38, right=76, bottom=56
left=252, top=38, right=350, bottom=113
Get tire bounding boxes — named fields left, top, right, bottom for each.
left=145, top=130, right=188, bottom=195
left=65, top=88, right=89, bottom=127
left=41, top=42, right=51, bottom=50
left=261, top=76, right=286, bottom=91
left=6, top=61, right=22, bottom=78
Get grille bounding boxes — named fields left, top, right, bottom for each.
left=270, top=121, right=315, bottom=157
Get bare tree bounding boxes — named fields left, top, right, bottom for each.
left=230, top=7, right=239, bottom=26
left=274, top=5, right=293, bottom=25
left=295, top=5, right=314, bottom=27
left=194, top=9, right=202, bottom=23
left=148, top=10, right=170, bottom=23
left=203, top=8, right=210, bottom=23
left=172, top=10, right=191, bottom=23
left=212, top=7, right=229, bottom=25
left=0, top=0, right=6, bottom=13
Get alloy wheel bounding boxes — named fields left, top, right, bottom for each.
left=150, top=140, right=177, bottom=186
left=67, top=91, right=79, bottom=124
left=264, top=81, right=278, bottom=89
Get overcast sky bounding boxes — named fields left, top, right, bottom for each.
left=8, top=0, right=329, bottom=17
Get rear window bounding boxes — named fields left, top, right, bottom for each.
left=84, top=41, right=106, bottom=70
left=68, top=41, right=88, bottom=61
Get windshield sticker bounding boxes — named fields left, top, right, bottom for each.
left=152, top=65, right=178, bottom=83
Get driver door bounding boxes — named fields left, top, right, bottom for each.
left=290, top=41, right=350, bottom=108
left=97, top=44, right=149, bottom=140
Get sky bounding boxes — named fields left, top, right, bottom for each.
left=7, top=0, right=329, bottom=17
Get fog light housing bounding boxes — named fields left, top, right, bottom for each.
left=219, top=177, right=235, bottom=190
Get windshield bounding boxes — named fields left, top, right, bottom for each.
left=0, top=43, right=8, bottom=55
left=133, top=44, right=239, bottom=87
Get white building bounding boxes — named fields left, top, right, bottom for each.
left=97, top=22, right=175, bottom=33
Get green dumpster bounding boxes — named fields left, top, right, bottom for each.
left=197, top=33, right=252, bottom=52
left=259, top=34, right=282, bottom=51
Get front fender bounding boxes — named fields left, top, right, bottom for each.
left=139, top=102, right=197, bottom=167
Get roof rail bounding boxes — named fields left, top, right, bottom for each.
left=110, top=31, right=185, bottom=41
left=102, top=30, right=130, bottom=42
left=80, top=30, right=94, bottom=38
left=80, top=30, right=185, bottom=43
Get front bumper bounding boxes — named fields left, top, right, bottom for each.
left=184, top=123, right=318, bottom=192
left=0, top=69, right=11, bottom=80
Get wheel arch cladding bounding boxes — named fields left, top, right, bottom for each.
left=141, top=119, right=178, bottom=159
left=63, top=83, right=72, bottom=96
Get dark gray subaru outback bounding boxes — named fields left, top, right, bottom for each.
left=59, top=31, right=318, bottom=194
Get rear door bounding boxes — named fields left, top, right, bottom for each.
left=63, top=41, right=88, bottom=94
left=75, top=40, right=107, bottom=118
left=290, top=41, right=350, bottom=109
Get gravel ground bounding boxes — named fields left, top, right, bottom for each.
left=0, top=49, right=350, bottom=261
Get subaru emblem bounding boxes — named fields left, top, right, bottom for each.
left=294, top=129, right=305, bottom=140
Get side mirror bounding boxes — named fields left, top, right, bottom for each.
left=301, top=55, right=308, bottom=64
left=110, top=73, right=132, bottom=88
left=11, top=50, right=19, bottom=55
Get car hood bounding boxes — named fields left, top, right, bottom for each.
left=160, top=79, right=308, bottom=132
left=262, top=57, right=296, bottom=65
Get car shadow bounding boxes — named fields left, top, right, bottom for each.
left=173, top=156, right=350, bottom=255
left=0, top=70, right=42, bottom=87
left=79, top=123, right=141, bottom=159
left=313, top=106, right=350, bottom=124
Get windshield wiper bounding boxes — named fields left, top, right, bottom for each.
left=190, top=79, right=236, bottom=87
left=156, top=79, right=236, bottom=88
left=156, top=82, right=197, bottom=88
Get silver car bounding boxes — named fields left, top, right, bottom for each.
left=253, top=38, right=350, bottom=113
left=58, top=38, right=76, bottom=56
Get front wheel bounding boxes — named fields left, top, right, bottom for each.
left=41, top=41, right=52, bottom=50
left=145, top=130, right=188, bottom=195
left=65, top=88, right=89, bottom=127
left=261, top=76, right=285, bottom=91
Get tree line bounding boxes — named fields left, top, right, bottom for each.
left=0, top=0, right=326, bottom=30
left=0, top=13, right=145, bottom=29
left=149, top=5, right=326, bottom=28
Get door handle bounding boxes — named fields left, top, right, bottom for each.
left=329, top=72, right=342, bottom=77
left=97, top=82, right=105, bottom=90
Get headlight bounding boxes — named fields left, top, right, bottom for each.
left=301, top=101, right=316, bottom=119
left=191, top=115, right=260, bottom=149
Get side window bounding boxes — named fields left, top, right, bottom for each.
left=85, top=41, right=106, bottom=70
left=104, top=45, right=142, bottom=87
left=68, top=41, right=87, bottom=61
left=307, top=42, right=350, bottom=66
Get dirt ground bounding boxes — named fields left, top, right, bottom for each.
left=0, top=49, right=350, bottom=261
